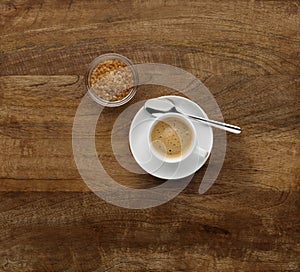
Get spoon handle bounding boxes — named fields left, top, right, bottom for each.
left=187, top=114, right=241, bottom=134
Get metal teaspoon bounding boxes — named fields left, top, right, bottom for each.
left=144, top=98, right=241, bottom=134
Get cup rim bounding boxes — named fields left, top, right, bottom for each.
left=148, top=112, right=197, bottom=164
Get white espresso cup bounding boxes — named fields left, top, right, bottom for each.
left=148, top=113, right=208, bottom=163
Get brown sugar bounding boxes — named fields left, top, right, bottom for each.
left=89, top=59, right=134, bottom=102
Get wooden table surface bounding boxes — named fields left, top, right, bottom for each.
left=1, top=0, right=299, bottom=271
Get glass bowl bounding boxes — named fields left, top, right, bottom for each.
left=85, top=53, right=138, bottom=107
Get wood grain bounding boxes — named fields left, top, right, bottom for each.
left=0, top=0, right=299, bottom=271
left=1, top=0, right=300, bottom=76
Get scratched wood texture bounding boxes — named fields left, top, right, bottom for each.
left=0, top=0, right=299, bottom=271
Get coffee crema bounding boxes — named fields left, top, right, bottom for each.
left=150, top=117, right=193, bottom=158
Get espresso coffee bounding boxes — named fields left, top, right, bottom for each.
left=150, top=117, right=193, bottom=158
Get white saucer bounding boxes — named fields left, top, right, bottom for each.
left=129, top=96, right=213, bottom=179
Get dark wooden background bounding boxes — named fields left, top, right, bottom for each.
left=0, top=0, right=299, bottom=271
